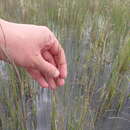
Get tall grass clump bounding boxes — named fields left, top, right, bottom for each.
left=0, top=0, right=130, bottom=130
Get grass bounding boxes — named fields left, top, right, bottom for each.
left=0, top=0, right=130, bottom=130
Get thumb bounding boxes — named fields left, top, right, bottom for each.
left=35, top=54, right=59, bottom=78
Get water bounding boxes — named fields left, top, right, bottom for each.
left=36, top=88, right=51, bottom=130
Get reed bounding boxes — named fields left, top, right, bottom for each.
left=0, top=0, right=129, bottom=129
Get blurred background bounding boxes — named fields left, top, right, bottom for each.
left=0, top=0, right=130, bottom=130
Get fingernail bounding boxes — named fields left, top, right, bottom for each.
left=54, top=70, right=59, bottom=77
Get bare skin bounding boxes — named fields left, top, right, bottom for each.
left=0, top=19, right=67, bottom=90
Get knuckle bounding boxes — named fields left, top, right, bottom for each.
left=42, top=26, right=51, bottom=32
left=41, top=26, right=54, bottom=43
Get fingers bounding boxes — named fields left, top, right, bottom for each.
left=42, top=51, right=56, bottom=66
left=45, top=77, right=65, bottom=89
left=27, top=67, right=58, bottom=90
left=27, top=51, right=65, bottom=89
left=30, top=33, right=67, bottom=89
left=26, top=68, right=48, bottom=88
left=54, top=48, right=67, bottom=78
left=35, top=54, right=59, bottom=78
left=42, top=51, right=65, bottom=88
left=55, top=78, right=65, bottom=86
left=49, top=39, right=67, bottom=78
left=45, top=76, right=57, bottom=90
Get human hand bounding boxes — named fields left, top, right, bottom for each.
left=0, top=19, right=67, bottom=89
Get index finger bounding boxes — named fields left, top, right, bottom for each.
left=49, top=39, right=67, bottom=78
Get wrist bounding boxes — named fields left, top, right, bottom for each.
left=0, top=19, right=11, bottom=61
left=0, top=19, right=5, bottom=60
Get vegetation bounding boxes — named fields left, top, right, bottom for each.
left=0, top=0, right=130, bottom=129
